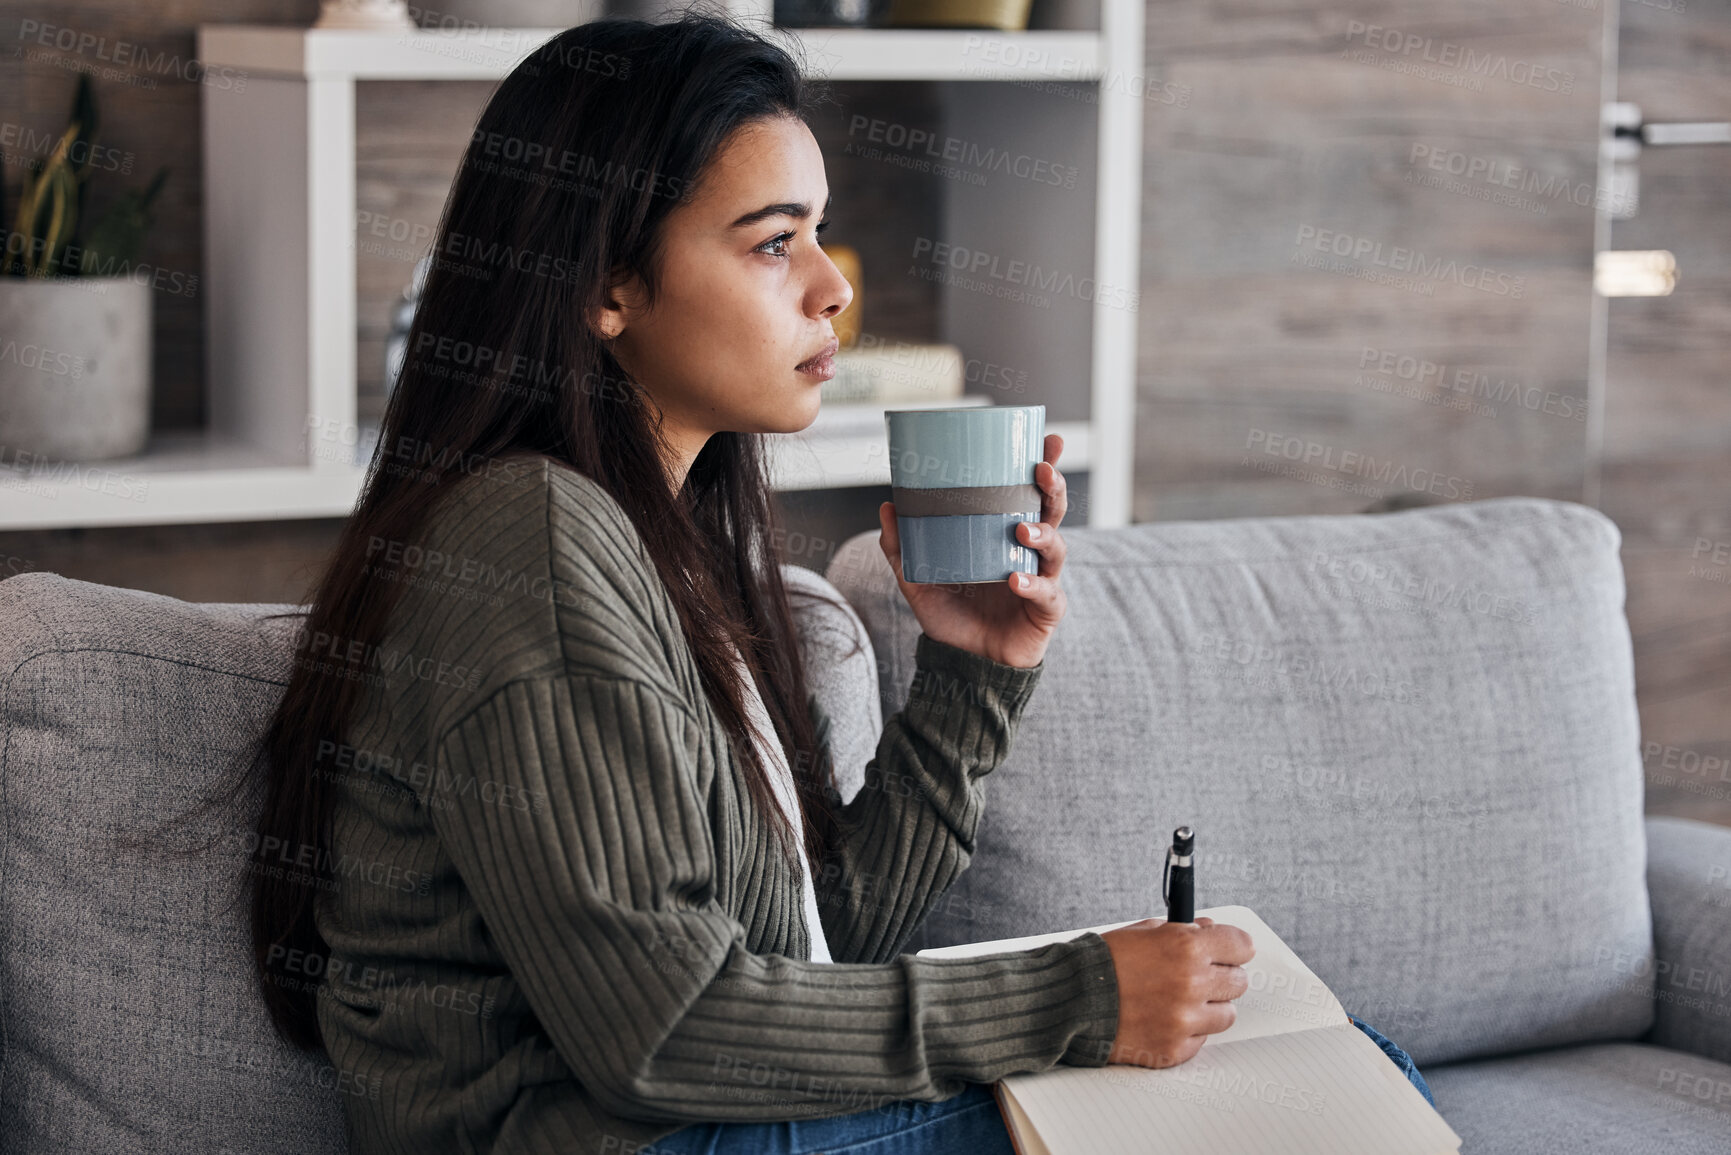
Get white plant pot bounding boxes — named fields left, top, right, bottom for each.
left=0, top=276, right=152, bottom=462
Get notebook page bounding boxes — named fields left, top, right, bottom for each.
left=993, top=1083, right=1053, bottom=1155
left=1196, top=906, right=1346, bottom=1044
left=999, top=1021, right=1461, bottom=1155
left=917, top=905, right=1346, bottom=1044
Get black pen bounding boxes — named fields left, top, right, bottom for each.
left=1163, top=826, right=1194, bottom=924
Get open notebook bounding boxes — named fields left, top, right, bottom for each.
left=917, top=906, right=1462, bottom=1155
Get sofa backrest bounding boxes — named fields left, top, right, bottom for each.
left=0, top=576, right=348, bottom=1154
left=825, top=496, right=1656, bottom=1067
left=0, top=564, right=878, bottom=1154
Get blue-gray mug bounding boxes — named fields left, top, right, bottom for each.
left=884, top=405, right=1045, bottom=584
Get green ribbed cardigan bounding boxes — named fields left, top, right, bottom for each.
left=312, top=452, right=1120, bottom=1154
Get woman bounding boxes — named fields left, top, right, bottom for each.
left=244, top=12, right=1431, bottom=1154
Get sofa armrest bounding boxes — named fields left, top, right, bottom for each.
left=1644, top=816, right=1731, bottom=1064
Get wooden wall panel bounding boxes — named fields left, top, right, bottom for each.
left=353, top=80, right=495, bottom=420
left=1600, top=0, right=1731, bottom=826
left=1133, top=0, right=1603, bottom=522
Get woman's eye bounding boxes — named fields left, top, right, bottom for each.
left=759, top=220, right=831, bottom=259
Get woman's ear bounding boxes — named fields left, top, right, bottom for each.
left=593, top=265, right=645, bottom=342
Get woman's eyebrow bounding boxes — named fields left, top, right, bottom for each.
left=729, top=192, right=832, bottom=230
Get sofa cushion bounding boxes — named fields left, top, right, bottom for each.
left=826, top=497, right=1655, bottom=1066
left=0, top=564, right=872, bottom=1153
left=784, top=563, right=883, bottom=805
left=1424, top=1043, right=1731, bottom=1154
left=0, top=573, right=348, bottom=1154
left=1643, top=816, right=1731, bottom=1065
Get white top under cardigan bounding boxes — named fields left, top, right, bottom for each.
left=733, top=652, right=833, bottom=963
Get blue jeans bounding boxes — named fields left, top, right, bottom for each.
left=1349, top=1015, right=1436, bottom=1108
left=650, top=1019, right=1433, bottom=1154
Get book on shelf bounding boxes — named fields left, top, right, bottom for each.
left=917, top=906, right=1462, bottom=1155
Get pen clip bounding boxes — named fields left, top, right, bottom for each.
left=1161, top=844, right=1173, bottom=908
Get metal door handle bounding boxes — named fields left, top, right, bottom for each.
left=1601, top=103, right=1729, bottom=220
left=1636, top=122, right=1731, bottom=146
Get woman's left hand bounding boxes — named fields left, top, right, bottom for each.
left=876, top=432, right=1069, bottom=670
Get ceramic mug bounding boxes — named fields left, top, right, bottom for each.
left=884, top=404, right=1045, bottom=584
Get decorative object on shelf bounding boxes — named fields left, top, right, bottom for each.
left=884, top=0, right=1032, bottom=30
left=821, top=242, right=862, bottom=348
left=413, top=0, right=607, bottom=28
left=383, top=253, right=433, bottom=399
left=1025, top=0, right=1096, bottom=29
left=822, top=340, right=963, bottom=404
left=774, top=0, right=874, bottom=29
left=314, top=0, right=416, bottom=29
left=0, top=72, right=167, bottom=462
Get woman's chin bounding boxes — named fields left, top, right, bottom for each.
left=739, top=406, right=821, bottom=437
left=780, top=386, right=825, bottom=433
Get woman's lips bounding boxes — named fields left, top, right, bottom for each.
left=797, top=339, right=839, bottom=380
left=797, top=353, right=837, bottom=380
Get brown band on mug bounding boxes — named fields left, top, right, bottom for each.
left=890, top=484, right=1042, bottom=518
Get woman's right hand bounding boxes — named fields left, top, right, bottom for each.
left=1098, top=916, right=1255, bottom=1067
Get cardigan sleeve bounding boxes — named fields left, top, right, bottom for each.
left=811, top=632, right=1049, bottom=966
left=431, top=670, right=1121, bottom=1125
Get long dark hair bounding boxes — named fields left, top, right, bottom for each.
left=248, top=11, right=852, bottom=1051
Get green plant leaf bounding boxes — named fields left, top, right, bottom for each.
left=70, top=73, right=98, bottom=161
left=2, top=73, right=161, bottom=279
left=42, top=161, right=80, bottom=277
left=79, top=166, right=167, bottom=275
left=16, top=125, right=81, bottom=276
left=68, top=72, right=99, bottom=230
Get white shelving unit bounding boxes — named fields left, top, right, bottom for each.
left=0, top=5, right=1139, bottom=529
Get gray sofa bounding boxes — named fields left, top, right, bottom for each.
left=2, top=495, right=1727, bottom=1153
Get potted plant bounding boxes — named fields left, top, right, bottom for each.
left=1, top=71, right=167, bottom=462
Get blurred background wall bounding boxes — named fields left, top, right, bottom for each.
left=0, top=0, right=1725, bottom=824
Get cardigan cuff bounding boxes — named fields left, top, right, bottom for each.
left=909, top=632, right=1044, bottom=719
left=1057, top=931, right=1122, bottom=1067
